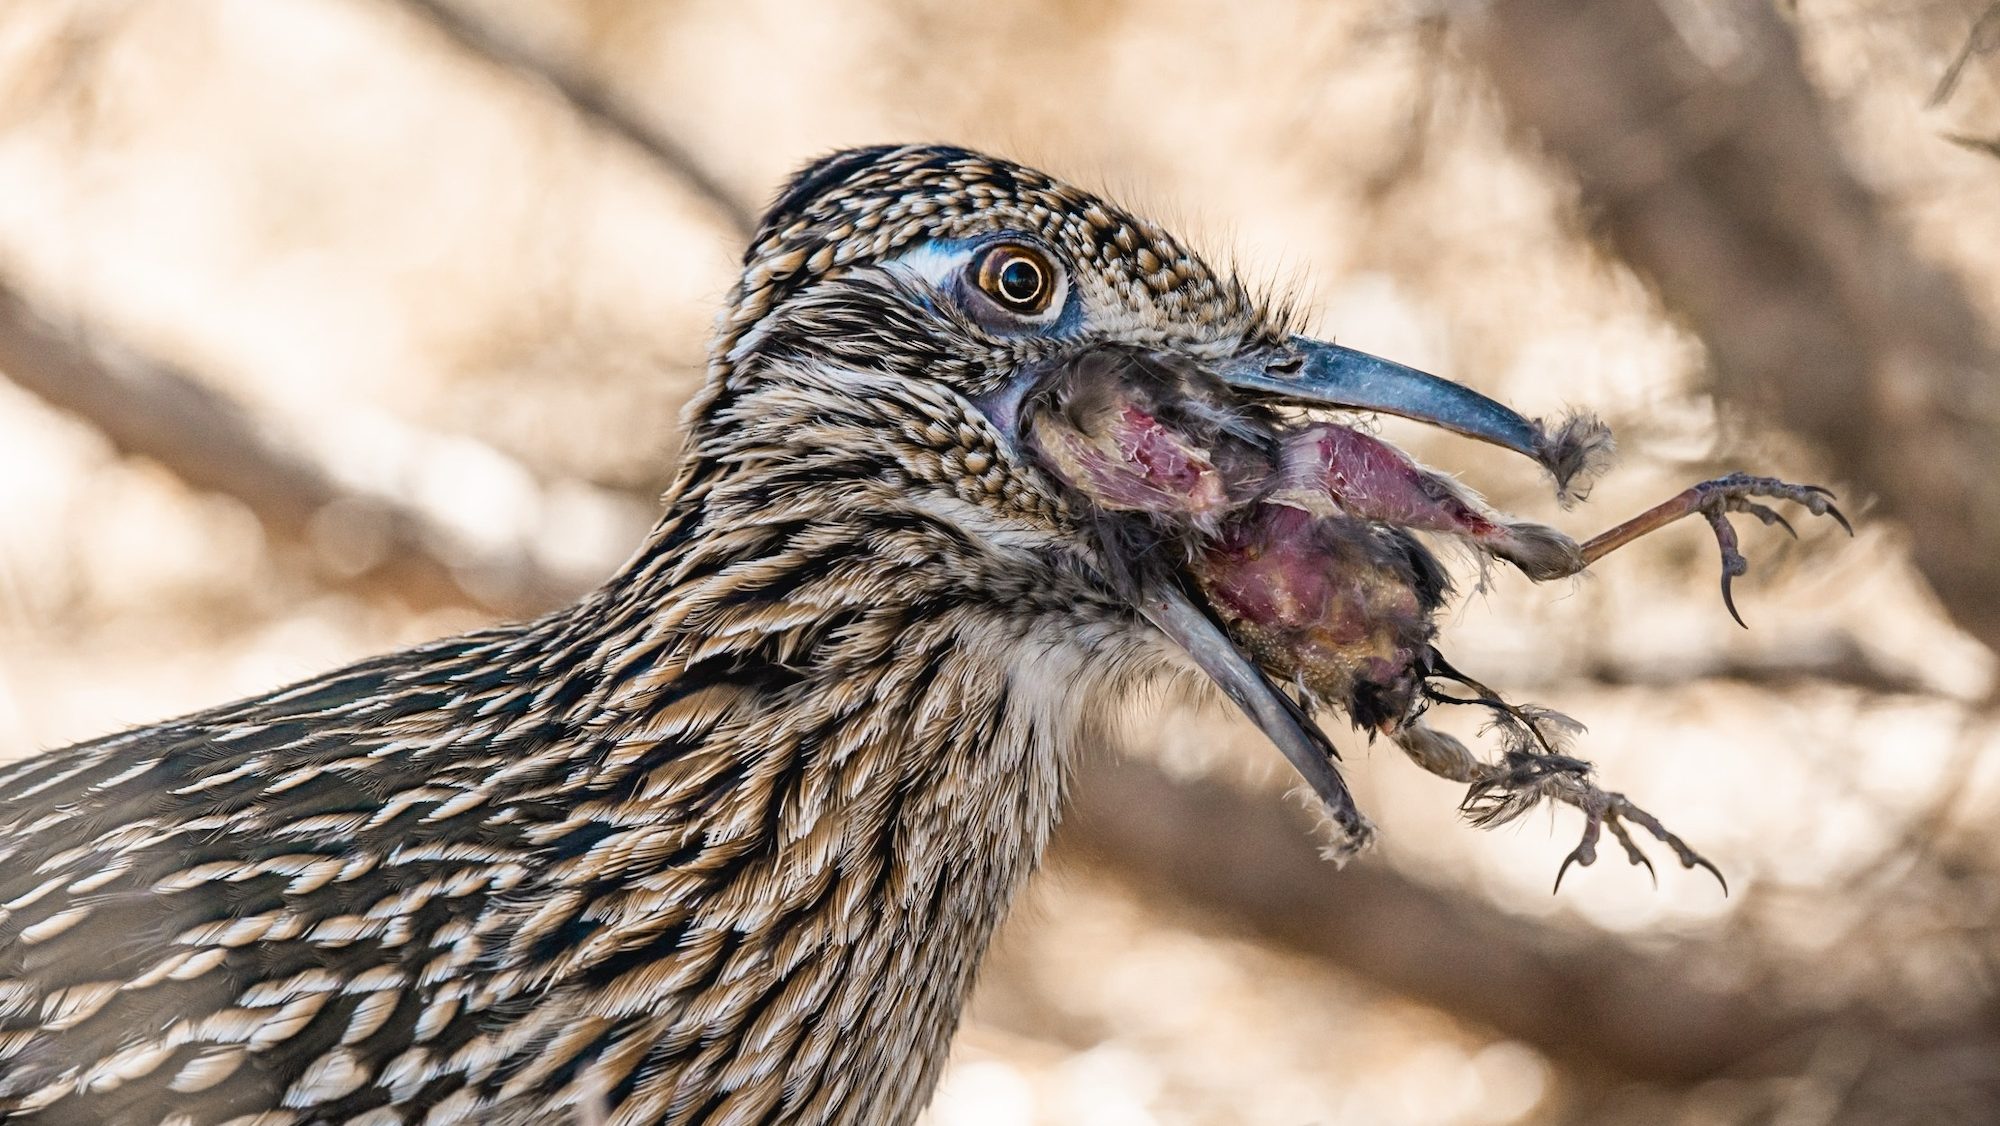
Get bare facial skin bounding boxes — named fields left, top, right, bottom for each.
left=1026, top=345, right=1849, bottom=889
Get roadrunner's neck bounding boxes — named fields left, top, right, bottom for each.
left=0, top=352, right=1177, bottom=1126
left=476, top=353, right=1173, bottom=1119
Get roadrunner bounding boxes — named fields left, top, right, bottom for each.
left=0, top=145, right=1844, bottom=1124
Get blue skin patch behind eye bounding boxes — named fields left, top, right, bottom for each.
left=887, top=237, right=1085, bottom=337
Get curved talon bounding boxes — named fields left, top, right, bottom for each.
left=1719, top=575, right=1745, bottom=629
left=1553, top=838, right=1597, bottom=894
left=1552, top=853, right=1583, bottom=894
left=1604, top=815, right=1658, bottom=887
left=1706, top=510, right=1750, bottom=628
left=1776, top=482, right=1855, bottom=537
left=1797, top=483, right=1856, bottom=536
left=1633, top=851, right=1660, bottom=888
left=1689, top=855, right=1729, bottom=896
left=1735, top=500, right=1796, bottom=539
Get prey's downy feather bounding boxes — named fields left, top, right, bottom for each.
left=1531, top=410, right=1618, bottom=506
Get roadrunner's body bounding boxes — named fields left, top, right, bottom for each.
left=0, top=145, right=1844, bottom=1124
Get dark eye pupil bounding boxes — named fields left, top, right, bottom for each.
left=998, top=259, right=1041, bottom=303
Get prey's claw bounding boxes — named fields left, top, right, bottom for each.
left=1553, top=819, right=1599, bottom=894
left=1688, top=474, right=1848, bottom=627
left=1552, top=854, right=1583, bottom=893
left=1606, top=793, right=1730, bottom=896
left=1738, top=501, right=1796, bottom=539
left=1542, top=792, right=1723, bottom=894
left=1552, top=790, right=1725, bottom=895
left=1605, top=816, right=1659, bottom=888
left=1692, top=856, right=1729, bottom=895
left=1707, top=509, right=1750, bottom=628
left=1408, top=663, right=1727, bottom=895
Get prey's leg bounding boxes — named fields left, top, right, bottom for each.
left=1572, top=474, right=1851, bottom=626
left=1279, top=423, right=1851, bottom=622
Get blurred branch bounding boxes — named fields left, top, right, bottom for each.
left=1947, top=133, right=2000, bottom=162
left=1470, top=0, right=2000, bottom=657
left=1058, top=753, right=1825, bottom=1084
left=0, top=276, right=643, bottom=615
left=387, top=0, right=759, bottom=239
left=1929, top=2, right=2000, bottom=107
left=1578, top=628, right=1935, bottom=697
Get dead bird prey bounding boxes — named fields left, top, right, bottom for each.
left=0, top=146, right=1846, bottom=1124
left=1025, top=345, right=1847, bottom=886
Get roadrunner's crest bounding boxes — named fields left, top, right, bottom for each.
left=0, top=145, right=1845, bottom=1124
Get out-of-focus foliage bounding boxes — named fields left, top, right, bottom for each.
left=1, top=1, right=1997, bottom=1122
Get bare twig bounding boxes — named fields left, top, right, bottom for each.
left=1576, top=629, right=1936, bottom=698
left=386, top=0, right=760, bottom=239
left=0, top=278, right=647, bottom=615
left=1929, top=2, right=2000, bottom=108
left=1946, top=133, right=2000, bottom=162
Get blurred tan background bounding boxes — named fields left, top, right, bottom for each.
left=2, top=1, right=1999, bottom=1122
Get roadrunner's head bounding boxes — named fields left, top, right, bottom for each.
left=666, top=144, right=1574, bottom=850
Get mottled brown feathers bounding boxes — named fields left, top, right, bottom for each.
left=0, top=145, right=1248, bottom=1125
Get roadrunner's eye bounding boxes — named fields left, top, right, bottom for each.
left=973, top=244, right=1055, bottom=315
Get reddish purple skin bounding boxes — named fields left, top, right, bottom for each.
left=1279, top=425, right=1499, bottom=540
left=1029, top=404, right=1230, bottom=523
left=1189, top=503, right=1432, bottom=722
left=1275, top=424, right=1584, bottom=582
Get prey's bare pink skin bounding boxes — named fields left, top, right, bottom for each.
left=1022, top=354, right=1454, bottom=730
left=1028, top=402, right=1231, bottom=525
left=1276, top=424, right=1583, bottom=581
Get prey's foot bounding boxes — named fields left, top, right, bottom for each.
left=1549, top=780, right=1727, bottom=896
left=1408, top=665, right=1726, bottom=895
left=1685, top=474, right=1851, bottom=627
left=1580, top=473, right=1852, bottom=627
left=1454, top=741, right=1725, bottom=895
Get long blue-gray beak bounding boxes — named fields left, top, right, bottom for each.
left=1220, top=336, right=1543, bottom=460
